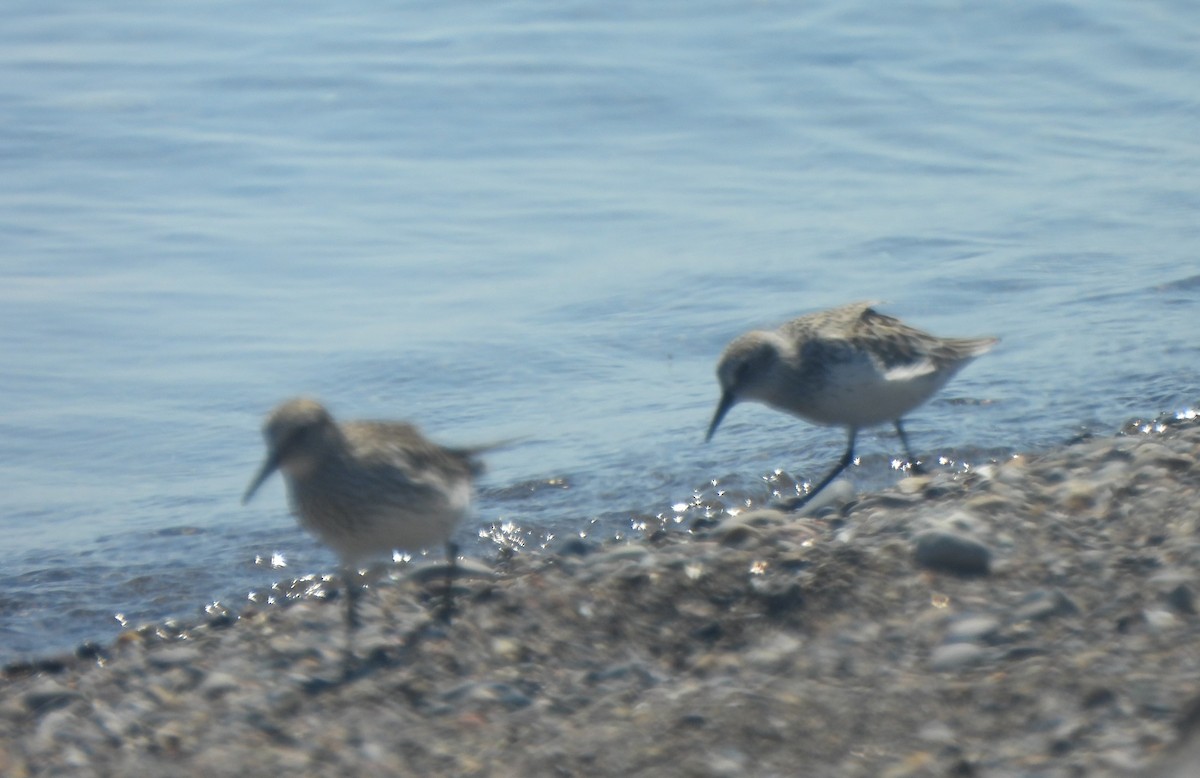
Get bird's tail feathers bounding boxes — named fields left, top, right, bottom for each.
left=944, top=336, right=999, bottom=359
left=450, top=437, right=527, bottom=476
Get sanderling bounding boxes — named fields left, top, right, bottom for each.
left=706, top=302, right=997, bottom=510
left=242, top=397, right=486, bottom=632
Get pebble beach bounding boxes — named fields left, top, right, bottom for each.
left=4, top=415, right=1200, bottom=777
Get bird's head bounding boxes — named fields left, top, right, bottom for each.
left=242, top=397, right=339, bottom=503
left=705, top=332, right=782, bottom=442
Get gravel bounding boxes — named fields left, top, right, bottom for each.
left=4, top=416, right=1200, bottom=776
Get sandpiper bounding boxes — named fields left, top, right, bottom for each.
left=242, top=397, right=486, bottom=631
left=706, top=302, right=997, bottom=510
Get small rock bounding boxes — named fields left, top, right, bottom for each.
left=584, top=662, right=657, bottom=686
left=1013, top=590, right=1079, bottom=622
left=198, top=672, right=241, bottom=699
left=441, top=681, right=532, bottom=710
left=23, top=680, right=80, bottom=714
left=490, top=637, right=524, bottom=662
left=146, top=646, right=204, bottom=669
left=1057, top=480, right=1099, bottom=513
left=268, top=633, right=318, bottom=660
left=917, top=720, right=957, bottom=744
left=553, top=537, right=595, bottom=556
left=750, top=575, right=805, bottom=616
left=929, top=642, right=989, bottom=671
left=945, top=615, right=1002, bottom=644
left=1144, top=608, right=1178, bottom=632
left=595, top=545, right=651, bottom=563
left=1082, top=687, right=1117, bottom=709
left=794, top=479, right=855, bottom=515
left=31, top=707, right=78, bottom=754
left=881, top=751, right=935, bottom=778
left=1001, top=645, right=1044, bottom=662
left=407, top=558, right=495, bottom=584
left=964, top=493, right=1011, bottom=513
left=691, top=621, right=723, bottom=644
left=202, top=602, right=237, bottom=629
left=897, top=476, right=931, bottom=495
left=1134, top=441, right=1194, bottom=471
left=995, top=455, right=1028, bottom=485
left=913, top=531, right=992, bottom=576
left=74, top=642, right=107, bottom=662
left=744, top=633, right=804, bottom=671
left=716, top=521, right=762, bottom=547
left=1167, top=584, right=1197, bottom=615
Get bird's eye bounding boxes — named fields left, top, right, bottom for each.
left=280, top=424, right=310, bottom=453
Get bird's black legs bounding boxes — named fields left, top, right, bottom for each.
left=438, top=540, right=459, bottom=623
left=340, top=567, right=363, bottom=676
left=894, top=419, right=925, bottom=474
left=778, top=428, right=858, bottom=511
left=344, top=569, right=362, bottom=633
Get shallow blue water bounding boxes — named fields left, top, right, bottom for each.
left=1, top=0, right=1197, bottom=663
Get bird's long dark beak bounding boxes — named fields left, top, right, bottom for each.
left=242, top=448, right=281, bottom=504
left=705, top=391, right=736, bottom=442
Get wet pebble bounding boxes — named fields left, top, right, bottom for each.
left=912, top=530, right=992, bottom=576
left=551, top=536, right=596, bottom=557
left=22, top=680, right=80, bottom=715
left=198, top=672, right=242, bottom=700
left=713, top=519, right=763, bottom=548
left=406, top=558, right=495, bottom=584
left=146, top=646, right=204, bottom=670
left=929, top=642, right=989, bottom=671
left=1166, top=584, right=1196, bottom=615
left=944, top=615, right=1002, bottom=644
left=440, top=681, right=533, bottom=710
left=1143, top=609, right=1179, bottom=632
left=1013, top=590, right=1080, bottom=622
left=795, top=479, right=855, bottom=515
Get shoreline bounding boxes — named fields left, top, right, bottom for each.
left=4, top=415, right=1200, bottom=776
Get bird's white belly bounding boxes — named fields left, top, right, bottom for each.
left=296, top=480, right=471, bottom=566
left=783, top=360, right=951, bottom=428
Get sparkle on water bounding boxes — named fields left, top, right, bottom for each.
left=479, top=519, right=535, bottom=554
left=253, top=552, right=288, bottom=569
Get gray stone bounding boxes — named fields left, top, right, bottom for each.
left=1166, top=583, right=1197, bottom=615
left=929, top=642, right=988, bottom=671
left=795, top=479, right=855, bottom=515
left=23, top=680, right=80, bottom=715
left=1013, top=590, right=1080, bottom=622
left=913, top=530, right=992, bottom=576
left=441, top=681, right=532, bottom=710
left=198, top=672, right=242, bottom=699
left=944, top=615, right=1002, bottom=644
left=146, top=646, right=204, bottom=669
left=406, top=557, right=495, bottom=584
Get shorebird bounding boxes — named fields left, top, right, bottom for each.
left=706, top=302, right=997, bottom=510
left=242, top=397, right=486, bottom=634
